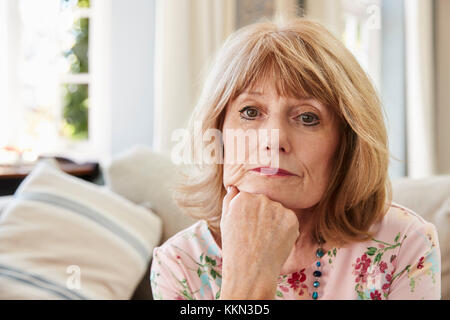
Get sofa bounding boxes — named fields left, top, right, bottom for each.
left=0, top=144, right=448, bottom=299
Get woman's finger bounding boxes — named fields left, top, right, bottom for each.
left=222, top=185, right=239, bottom=218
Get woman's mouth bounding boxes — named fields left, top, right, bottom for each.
left=250, top=167, right=297, bottom=177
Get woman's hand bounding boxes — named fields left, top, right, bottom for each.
left=219, top=185, right=300, bottom=300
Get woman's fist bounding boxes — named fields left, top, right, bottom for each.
left=219, top=186, right=300, bottom=299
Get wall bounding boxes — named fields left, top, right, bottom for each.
left=91, top=0, right=155, bottom=165
left=381, top=0, right=406, bottom=179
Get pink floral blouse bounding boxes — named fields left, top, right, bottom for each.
left=150, top=202, right=441, bottom=300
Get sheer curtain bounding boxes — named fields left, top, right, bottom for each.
left=0, top=0, right=21, bottom=153
left=153, top=0, right=236, bottom=156
left=404, top=0, right=436, bottom=178
left=436, top=0, right=450, bottom=175
left=304, top=0, right=343, bottom=37
left=0, top=0, right=7, bottom=148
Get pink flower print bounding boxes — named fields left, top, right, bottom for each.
left=370, top=290, right=382, bottom=300
left=216, top=257, right=223, bottom=269
left=353, top=254, right=372, bottom=283
left=298, top=283, right=308, bottom=297
left=385, top=271, right=392, bottom=283
left=382, top=270, right=395, bottom=294
left=379, top=261, right=388, bottom=274
left=417, top=257, right=425, bottom=269
left=280, top=285, right=290, bottom=293
left=390, top=255, right=397, bottom=267
left=287, top=269, right=306, bottom=290
left=360, top=254, right=372, bottom=272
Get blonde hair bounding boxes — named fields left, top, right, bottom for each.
left=172, top=17, right=393, bottom=247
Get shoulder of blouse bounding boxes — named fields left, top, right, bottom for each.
left=155, top=219, right=206, bottom=252
left=369, top=201, right=435, bottom=241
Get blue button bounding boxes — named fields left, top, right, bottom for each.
left=316, top=249, right=324, bottom=258
left=313, top=281, right=320, bottom=288
left=312, top=292, right=318, bottom=299
left=313, top=270, right=322, bottom=277
left=316, top=261, right=321, bottom=267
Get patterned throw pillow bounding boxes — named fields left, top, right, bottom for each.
left=0, top=161, right=162, bottom=299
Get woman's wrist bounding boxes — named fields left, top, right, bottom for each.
left=219, top=274, right=277, bottom=300
left=219, top=287, right=276, bottom=300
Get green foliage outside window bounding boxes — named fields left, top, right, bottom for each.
left=76, top=0, right=90, bottom=8
left=64, top=18, right=89, bottom=74
left=61, top=84, right=89, bottom=140
left=60, top=0, right=90, bottom=140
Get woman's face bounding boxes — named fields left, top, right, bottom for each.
left=222, top=80, right=341, bottom=212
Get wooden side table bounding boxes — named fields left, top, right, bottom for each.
left=0, top=156, right=99, bottom=196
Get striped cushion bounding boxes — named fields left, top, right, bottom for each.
left=0, top=161, right=162, bottom=299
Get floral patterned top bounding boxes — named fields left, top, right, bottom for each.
left=150, top=202, right=441, bottom=300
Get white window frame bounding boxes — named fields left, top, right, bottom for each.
left=0, top=0, right=99, bottom=164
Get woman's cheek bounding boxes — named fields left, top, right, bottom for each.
left=223, top=163, right=247, bottom=187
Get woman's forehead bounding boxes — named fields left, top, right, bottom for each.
left=234, top=84, right=320, bottom=107
left=235, top=77, right=314, bottom=101
left=238, top=88, right=314, bottom=102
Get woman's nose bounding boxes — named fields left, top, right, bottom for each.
left=262, top=118, right=291, bottom=154
left=266, top=145, right=287, bottom=153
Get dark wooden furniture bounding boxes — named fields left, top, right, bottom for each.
left=0, top=156, right=99, bottom=196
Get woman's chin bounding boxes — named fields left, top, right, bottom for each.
left=236, top=182, right=295, bottom=207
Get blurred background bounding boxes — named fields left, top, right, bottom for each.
left=0, top=0, right=449, bottom=185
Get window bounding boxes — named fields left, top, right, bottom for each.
left=0, top=0, right=91, bottom=165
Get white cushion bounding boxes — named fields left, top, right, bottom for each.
left=0, top=196, right=14, bottom=217
left=392, top=175, right=450, bottom=300
left=102, top=145, right=196, bottom=244
left=0, top=161, right=162, bottom=299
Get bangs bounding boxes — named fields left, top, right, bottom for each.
left=229, top=32, right=336, bottom=108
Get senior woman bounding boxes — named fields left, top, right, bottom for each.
left=150, top=17, right=441, bottom=300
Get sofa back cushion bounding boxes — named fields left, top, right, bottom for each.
left=103, top=145, right=196, bottom=244
left=392, top=175, right=450, bottom=300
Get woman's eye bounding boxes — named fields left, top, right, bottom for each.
left=239, top=106, right=259, bottom=120
left=297, top=112, right=320, bottom=126
left=238, top=107, right=320, bottom=126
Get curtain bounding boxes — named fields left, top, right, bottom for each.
left=0, top=0, right=21, bottom=150
left=153, top=0, right=235, bottom=156
left=404, top=0, right=436, bottom=178
left=0, top=0, right=7, bottom=148
left=435, top=0, right=450, bottom=174
left=304, top=0, right=343, bottom=37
